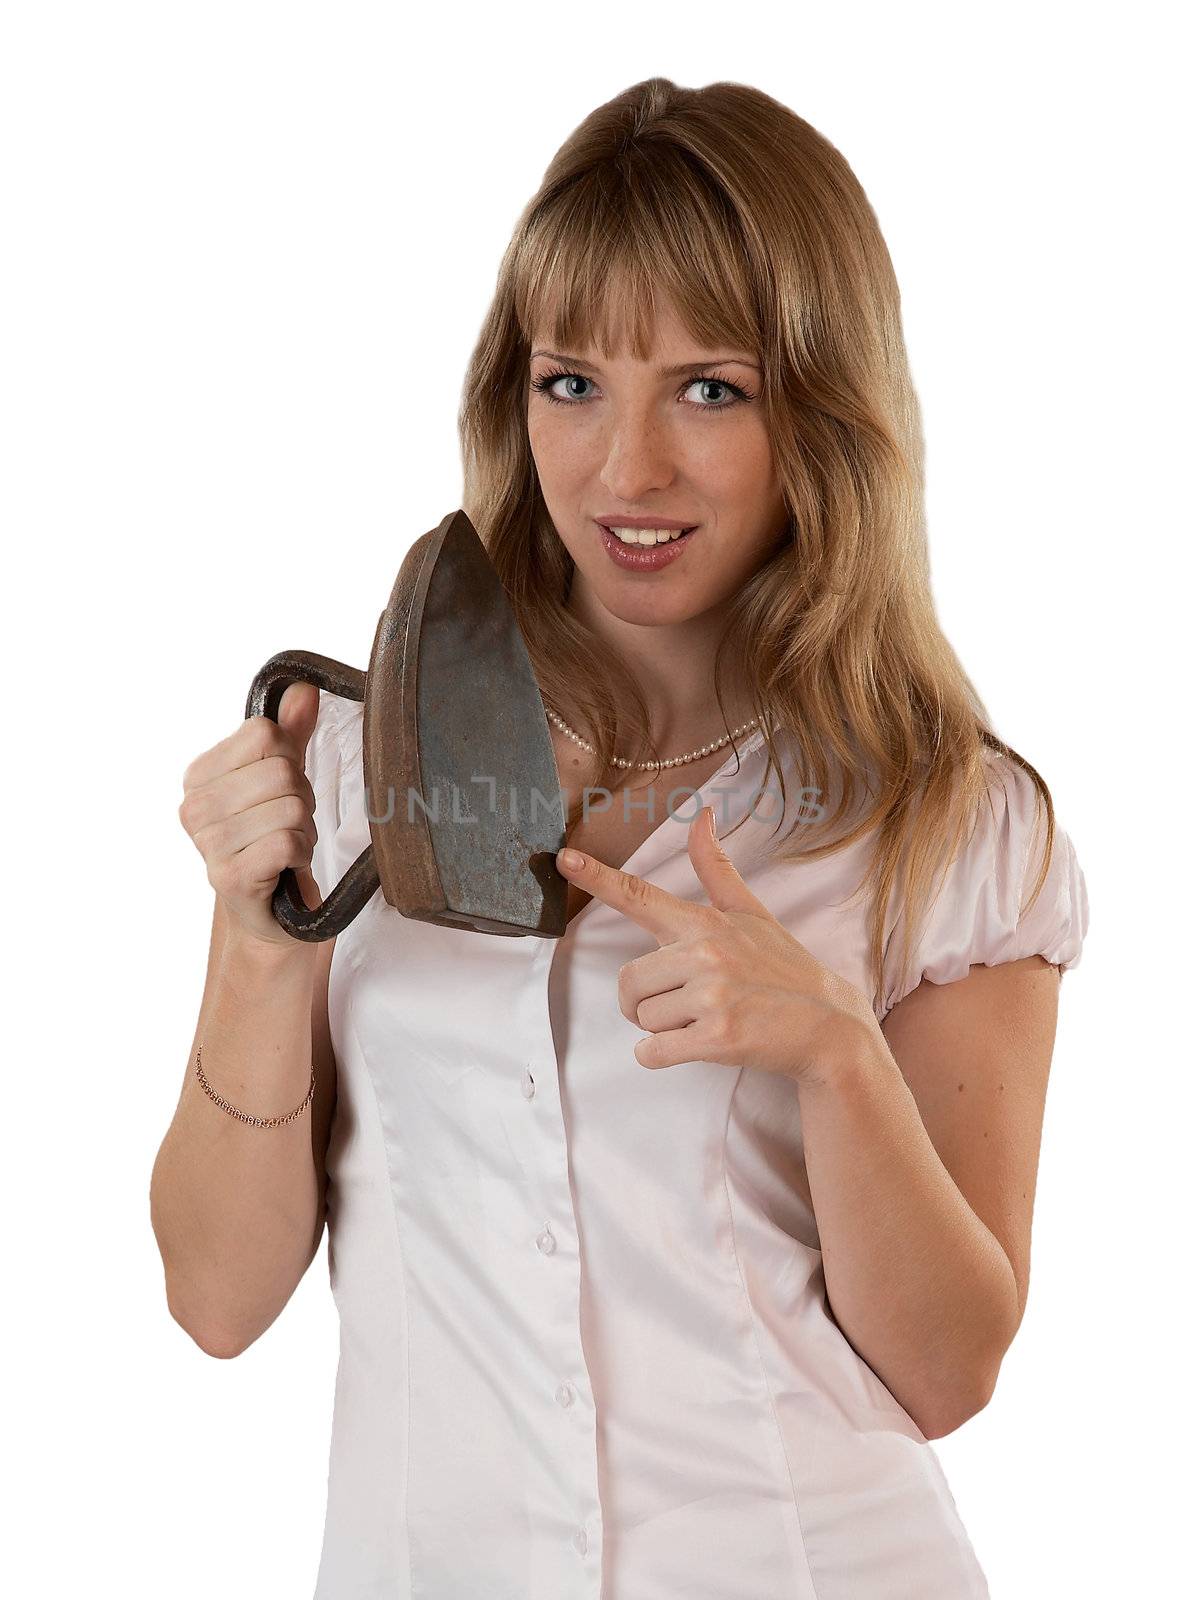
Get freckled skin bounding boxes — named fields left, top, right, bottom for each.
left=525, top=293, right=787, bottom=757
left=526, top=298, right=785, bottom=642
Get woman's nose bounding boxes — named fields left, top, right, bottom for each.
left=599, top=410, right=677, bottom=496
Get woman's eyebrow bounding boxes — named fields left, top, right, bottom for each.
left=530, top=348, right=761, bottom=377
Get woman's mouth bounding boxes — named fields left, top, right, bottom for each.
left=597, top=522, right=700, bottom=571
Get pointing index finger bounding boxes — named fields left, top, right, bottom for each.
left=557, top=847, right=708, bottom=943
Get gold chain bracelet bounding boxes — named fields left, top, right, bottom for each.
left=195, top=1043, right=315, bottom=1129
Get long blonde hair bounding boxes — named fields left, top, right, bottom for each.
left=457, top=75, right=1058, bottom=1016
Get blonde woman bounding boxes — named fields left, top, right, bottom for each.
left=155, top=77, right=1089, bottom=1597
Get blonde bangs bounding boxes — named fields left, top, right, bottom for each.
left=513, top=151, right=764, bottom=364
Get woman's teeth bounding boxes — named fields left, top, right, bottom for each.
left=608, top=526, right=695, bottom=546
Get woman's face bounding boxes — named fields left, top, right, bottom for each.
left=526, top=295, right=787, bottom=629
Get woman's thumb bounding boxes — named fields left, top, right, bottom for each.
left=277, top=679, right=321, bottom=760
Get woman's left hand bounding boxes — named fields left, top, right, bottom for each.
left=556, top=805, right=875, bottom=1084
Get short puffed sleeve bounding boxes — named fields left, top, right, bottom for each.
left=302, top=689, right=364, bottom=900
left=878, top=755, right=1089, bottom=1020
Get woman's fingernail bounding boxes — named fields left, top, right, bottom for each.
left=560, top=848, right=585, bottom=870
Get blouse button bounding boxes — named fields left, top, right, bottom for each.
left=535, top=1227, right=556, bottom=1255
left=555, top=1381, right=575, bottom=1408
left=521, top=1067, right=536, bottom=1100
left=572, top=1526, right=589, bottom=1557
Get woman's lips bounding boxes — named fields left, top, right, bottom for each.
left=597, top=523, right=699, bottom=571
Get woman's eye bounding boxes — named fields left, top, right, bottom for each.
left=545, top=373, right=593, bottom=402
left=686, top=377, right=733, bottom=406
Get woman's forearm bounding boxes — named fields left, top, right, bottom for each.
left=150, top=900, right=321, bottom=1357
left=796, top=1026, right=1021, bottom=1439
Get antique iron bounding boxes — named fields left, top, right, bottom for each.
left=244, top=509, right=569, bottom=942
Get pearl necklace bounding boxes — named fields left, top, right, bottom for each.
left=545, top=707, right=763, bottom=771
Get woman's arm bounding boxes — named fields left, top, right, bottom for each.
left=798, top=953, right=1060, bottom=1439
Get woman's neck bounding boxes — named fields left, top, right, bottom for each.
left=566, top=593, right=756, bottom=752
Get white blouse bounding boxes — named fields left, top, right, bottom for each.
left=304, top=690, right=1088, bottom=1599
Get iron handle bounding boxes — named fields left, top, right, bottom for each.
left=244, top=649, right=379, bottom=943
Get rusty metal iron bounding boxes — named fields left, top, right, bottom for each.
left=244, top=509, right=568, bottom=943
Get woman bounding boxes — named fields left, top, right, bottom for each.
left=157, top=78, right=1088, bottom=1597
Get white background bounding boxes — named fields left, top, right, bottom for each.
left=3, top=3, right=1172, bottom=1595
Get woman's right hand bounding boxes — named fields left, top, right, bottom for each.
left=179, top=681, right=324, bottom=948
